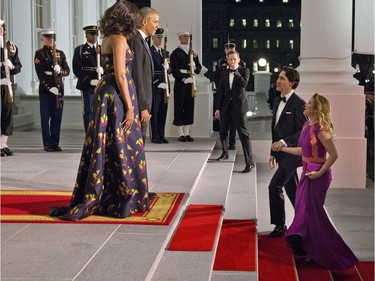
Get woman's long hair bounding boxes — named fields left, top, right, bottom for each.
left=312, top=93, right=334, bottom=134
left=98, top=0, right=140, bottom=39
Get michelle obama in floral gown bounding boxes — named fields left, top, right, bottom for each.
left=50, top=0, right=150, bottom=220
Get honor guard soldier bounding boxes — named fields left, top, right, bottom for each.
left=170, top=31, right=202, bottom=142
left=0, top=19, right=22, bottom=157
left=34, top=28, right=70, bottom=152
left=213, top=39, right=246, bottom=150
left=72, top=25, right=103, bottom=134
left=150, top=27, right=170, bottom=144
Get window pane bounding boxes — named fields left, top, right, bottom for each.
left=289, top=40, right=294, bottom=49
left=265, top=19, right=270, bottom=28
left=277, top=20, right=282, bottom=28
left=266, top=40, right=270, bottom=49
left=253, top=19, right=258, bottom=27
left=213, top=37, right=218, bottom=48
left=242, top=39, right=247, bottom=49
left=276, top=39, right=281, bottom=48
left=242, top=19, right=247, bottom=27
left=230, top=19, right=235, bottom=27
left=289, top=19, right=294, bottom=27
left=253, top=39, right=258, bottom=49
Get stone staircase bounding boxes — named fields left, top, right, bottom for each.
left=143, top=141, right=259, bottom=281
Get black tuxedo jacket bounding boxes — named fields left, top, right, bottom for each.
left=271, top=93, right=307, bottom=168
left=216, top=67, right=250, bottom=114
left=128, top=31, right=154, bottom=112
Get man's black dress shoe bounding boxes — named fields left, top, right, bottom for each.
left=3, top=147, right=14, bottom=156
left=177, top=136, right=188, bottom=142
left=54, top=146, right=62, bottom=151
left=185, top=135, right=194, bottom=142
left=267, top=225, right=287, bottom=238
left=151, top=139, right=163, bottom=144
left=162, top=138, right=169, bottom=143
left=1, top=149, right=5, bottom=157
left=228, top=145, right=236, bottom=150
left=216, top=153, right=229, bottom=161
left=44, top=146, right=55, bottom=152
left=241, top=164, right=254, bottom=173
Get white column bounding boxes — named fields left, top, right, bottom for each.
left=298, top=0, right=366, bottom=188
left=151, top=0, right=213, bottom=138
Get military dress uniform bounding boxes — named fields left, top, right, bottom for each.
left=150, top=28, right=170, bottom=143
left=170, top=31, right=202, bottom=141
left=34, top=29, right=70, bottom=152
left=0, top=20, right=22, bottom=156
left=72, top=25, right=102, bottom=133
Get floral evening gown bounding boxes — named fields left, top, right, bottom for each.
left=285, top=122, right=358, bottom=270
left=50, top=49, right=150, bottom=220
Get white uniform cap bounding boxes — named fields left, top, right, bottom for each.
left=177, top=31, right=190, bottom=36
left=41, top=28, right=56, bottom=36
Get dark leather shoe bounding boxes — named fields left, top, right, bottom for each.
left=228, top=145, right=236, bottom=150
left=177, top=136, right=188, bottom=142
left=267, top=225, right=287, bottom=238
left=216, top=153, right=229, bottom=161
left=1, top=149, right=5, bottom=157
left=162, top=138, right=169, bottom=143
left=44, top=146, right=55, bottom=152
left=3, top=147, right=14, bottom=156
left=54, top=146, right=62, bottom=151
left=151, top=139, right=163, bottom=144
left=242, top=164, right=254, bottom=173
left=185, top=135, right=194, bottom=142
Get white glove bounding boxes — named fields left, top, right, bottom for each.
left=53, top=64, right=61, bottom=74
left=190, top=61, right=196, bottom=69
left=183, top=77, right=193, bottom=84
left=49, top=87, right=59, bottom=96
left=6, top=59, right=15, bottom=70
left=163, top=62, right=169, bottom=70
left=158, top=83, right=167, bottom=89
left=90, top=79, right=99, bottom=86
left=96, top=67, right=104, bottom=75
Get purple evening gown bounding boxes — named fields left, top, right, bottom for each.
left=285, top=121, right=358, bottom=271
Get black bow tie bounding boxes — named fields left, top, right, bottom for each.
left=230, top=69, right=238, bottom=73
left=281, top=96, right=287, bottom=103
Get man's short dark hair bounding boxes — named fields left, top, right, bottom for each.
left=282, top=66, right=300, bottom=89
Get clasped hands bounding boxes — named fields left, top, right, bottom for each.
left=271, top=141, right=285, bottom=152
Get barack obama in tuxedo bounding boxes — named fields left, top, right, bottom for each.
left=214, top=50, right=254, bottom=173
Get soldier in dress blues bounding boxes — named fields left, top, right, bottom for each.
left=0, top=19, right=22, bottom=157
left=170, top=31, right=202, bottom=142
left=34, top=28, right=70, bottom=152
left=150, top=28, right=170, bottom=144
left=72, top=25, right=103, bottom=134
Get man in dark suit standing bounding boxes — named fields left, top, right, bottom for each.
left=128, top=7, right=159, bottom=141
left=214, top=50, right=254, bottom=173
left=267, top=66, right=307, bottom=237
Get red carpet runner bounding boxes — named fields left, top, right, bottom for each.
left=0, top=190, right=183, bottom=225
left=168, top=204, right=223, bottom=251
left=258, top=234, right=298, bottom=281
left=213, top=219, right=257, bottom=271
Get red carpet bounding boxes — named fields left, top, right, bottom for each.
left=295, top=257, right=333, bottom=281
left=167, top=204, right=223, bottom=251
left=213, top=219, right=257, bottom=271
left=258, top=235, right=298, bottom=281
left=0, top=190, right=183, bottom=225
left=356, top=261, right=375, bottom=281
left=296, top=258, right=374, bottom=281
